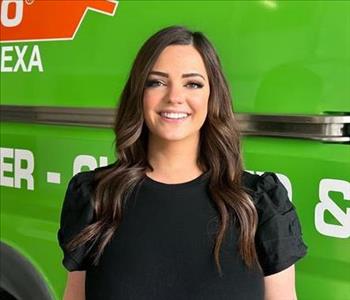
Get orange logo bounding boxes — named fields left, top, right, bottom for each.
left=0, top=0, right=118, bottom=43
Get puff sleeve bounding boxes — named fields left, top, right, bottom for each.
left=57, top=171, right=96, bottom=271
left=250, top=172, right=308, bottom=276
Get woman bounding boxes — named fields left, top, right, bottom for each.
left=58, top=25, right=307, bottom=300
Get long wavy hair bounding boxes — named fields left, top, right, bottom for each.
left=66, top=25, right=259, bottom=276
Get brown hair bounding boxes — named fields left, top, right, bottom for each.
left=66, top=25, right=259, bottom=276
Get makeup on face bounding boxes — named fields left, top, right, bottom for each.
left=142, top=45, right=210, bottom=142
left=145, top=71, right=205, bottom=90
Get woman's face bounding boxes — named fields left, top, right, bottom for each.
left=143, top=45, right=210, bottom=143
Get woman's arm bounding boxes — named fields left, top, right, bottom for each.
left=63, top=271, right=86, bottom=300
left=264, top=265, right=297, bottom=300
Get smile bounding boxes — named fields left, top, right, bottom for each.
left=158, top=112, right=190, bottom=123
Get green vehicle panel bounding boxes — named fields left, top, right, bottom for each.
left=1, top=1, right=349, bottom=299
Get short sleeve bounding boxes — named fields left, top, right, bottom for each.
left=248, top=172, right=308, bottom=276
left=57, top=171, right=96, bottom=271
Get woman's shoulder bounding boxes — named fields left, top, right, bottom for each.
left=241, top=170, right=308, bottom=276
left=57, top=163, right=116, bottom=271
left=242, top=170, right=287, bottom=198
left=66, top=162, right=117, bottom=192
left=242, top=171, right=293, bottom=223
left=61, top=163, right=118, bottom=215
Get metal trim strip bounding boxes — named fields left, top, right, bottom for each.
left=1, top=105, right=349, bottom=142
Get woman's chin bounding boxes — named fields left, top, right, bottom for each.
left=153, top=132, right=193, bottom=143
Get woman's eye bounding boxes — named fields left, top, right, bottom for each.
left=186, top=82, right=203, bottom=89
left=145, top=80, right=164, bottom=88
left=145, top=80, right=203, bottom=89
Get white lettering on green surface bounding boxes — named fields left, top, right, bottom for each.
left=73, top=155, right=108, bottom=175
left=0, top=147, right=109, bottom=189
left=0, top=45, right=43, bottom=72
left=315, top=178, right=350, bottom=239
left=0, top=147, right=34, bottom=190
left=47, top=172, right=61, bottom=184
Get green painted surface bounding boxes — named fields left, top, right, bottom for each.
left=1, top=1, right=349, bottom=299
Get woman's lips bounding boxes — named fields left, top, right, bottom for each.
left=159, top=114, right=191, bottom=123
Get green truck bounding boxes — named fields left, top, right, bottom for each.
left=1, top=1, right=349, bottom=299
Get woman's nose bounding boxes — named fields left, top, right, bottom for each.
left=166, top=83, right=184, bottom=103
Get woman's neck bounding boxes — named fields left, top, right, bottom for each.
left=146, top=134, right=203, bottom=183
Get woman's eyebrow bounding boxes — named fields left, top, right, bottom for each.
left=183, top=73, right=206, bottom=81
left=149, top=71, right=206, bottom=81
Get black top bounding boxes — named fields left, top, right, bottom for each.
left=57, top=165, right=307, bottom=300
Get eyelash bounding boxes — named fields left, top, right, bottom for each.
left=145, top=80, right=204, bottom=89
